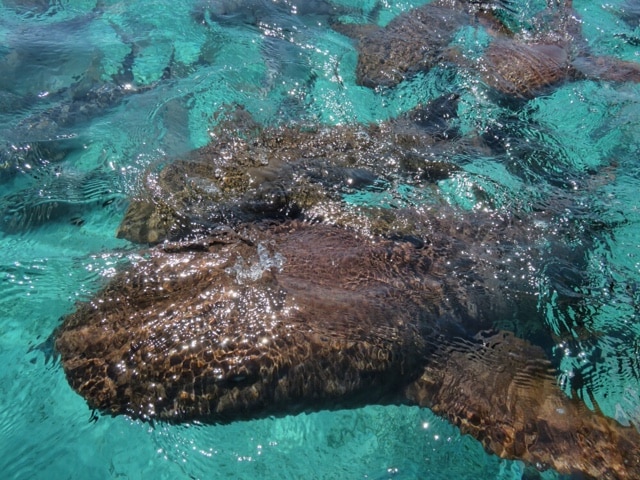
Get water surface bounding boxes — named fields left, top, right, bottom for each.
left=1, top=0, right=639, bottom=479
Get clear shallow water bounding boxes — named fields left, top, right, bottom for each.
left=0, top=0, right=639, bottom=479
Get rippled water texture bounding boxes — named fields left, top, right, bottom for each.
left=1, top=0, right=639, bottom=479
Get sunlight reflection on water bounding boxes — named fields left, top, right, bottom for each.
left=0, top=0, right=639, bottom=479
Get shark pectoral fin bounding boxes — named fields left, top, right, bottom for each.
left=404, top=331, right=640, bottom=479
left=117, top=199, right=177, bottom=244
left=208, top=103, right=262, bottom=143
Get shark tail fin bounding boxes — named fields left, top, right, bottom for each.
left=405, top=331, right=640, bottom=479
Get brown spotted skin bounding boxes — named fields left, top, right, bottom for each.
left=333, top=0, right=506, bottom=89
left=408, top=331, right=640, bottom=479
left=116, top=99, right=465, bottom=245
left=57, top=224, right=426, bottom=419
left=56, top=214, right=640, bottom=479
left=58, top=215, right=531, bottom=421
left=343, top=4, right=471, bottom=88
left=477, top=41, right=573, bottom=98
left=336, top=0, right=640, bottom=97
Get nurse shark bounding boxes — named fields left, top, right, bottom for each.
left=55, top=209, right=640, bottom=479
left=334, top=0, right=640, bottom=98
left=55, top=107, right=640, bottom=478
left=116, top=97, right=465, bottom=244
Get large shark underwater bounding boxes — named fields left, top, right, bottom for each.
left=54, top=101, right=640, bottom=480
left=50, top=0, right=640, bottom=479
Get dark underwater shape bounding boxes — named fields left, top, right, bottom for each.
left=0, top=79, right=157, bottom=184
left=334, top=0, right=640, bottom=97
left=0, top=166, right=125, bottom=233
left=116, top=98, right=465, bottom=244
left=0, top=10, right=175, bottom=187
left=331, top=0, right=481, bottom=89
left=617, top=0, right=640, bottom=28
left=192, top=0, right=352, bottom=28
left=56, top=215, right=640, bottom=479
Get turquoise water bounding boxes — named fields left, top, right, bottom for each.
left=1, top=0, right=639, bottom=479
